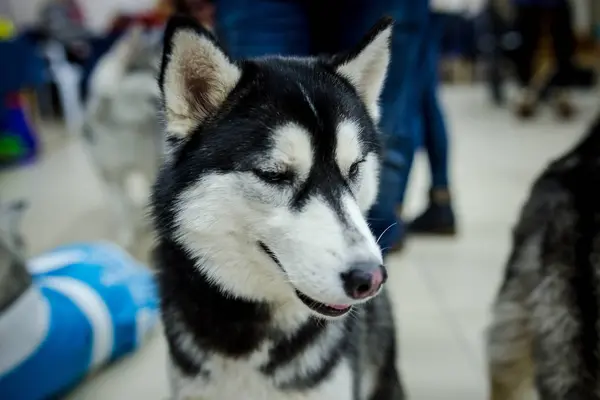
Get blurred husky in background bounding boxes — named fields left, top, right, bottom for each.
left=487, top=115, right=600, bottom=399
left=83, top=27, right=163, bottom=248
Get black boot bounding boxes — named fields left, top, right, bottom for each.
left=408, top=189, right=457, bottom=236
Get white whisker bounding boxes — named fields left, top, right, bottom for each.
left=376, top=222, right=397, bottom=244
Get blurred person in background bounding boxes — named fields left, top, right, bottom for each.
left=406, top=0, right=485, bottom=240
left=39, top=0, right=92, bottom=64
left=512, top=0, right=576, bottom=119
left=216, top=0, right=483, bottom=253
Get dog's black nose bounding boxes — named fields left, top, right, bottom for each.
left=341, top=263, right=387, bottom=300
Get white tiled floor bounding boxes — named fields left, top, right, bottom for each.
left=1, top=85, right=598, bottom=400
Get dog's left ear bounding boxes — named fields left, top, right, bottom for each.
left=158, top=16, right=241, bottom=138
left=332, top=17, right=393, bottom=121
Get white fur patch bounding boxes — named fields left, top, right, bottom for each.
left=174, top=174, right=295, bottom=304
left=335, top=120, right=362, bottom=173
left=272, top=195, right=352, bottom=306
left=355, top=153, right=380, bottom=213
left=270, top=123, right=314, bottom=179
left=341, top=194, right=383, bottom=266
left=335, top=121, right=380, bottom=214
left=163, top=31, right=241, bottom=137
left=336, top=25, right=392, bottom=121
left=125, top=171, right=151, bottom=206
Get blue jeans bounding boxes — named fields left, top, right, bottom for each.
left=216, top=0, right=447, bottom=252
left=369, top=11, right=450, bottom=251
left=422, top=13, right=450, bottom=191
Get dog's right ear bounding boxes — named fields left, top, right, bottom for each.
left=159, top=16, right=241, bottom=138
left=331, top=17, right=393, bottom=122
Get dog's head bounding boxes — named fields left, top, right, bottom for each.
left=154, top=16, right=392, bottom=318
left=84, top=26, right=162, bottom=159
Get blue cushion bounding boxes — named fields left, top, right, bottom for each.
left=0, top=242, right=159, bottom=400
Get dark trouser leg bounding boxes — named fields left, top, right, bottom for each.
left=514, top=5, right=542, bottom=88
left=548, top=1, right=575, bottom=88
left=422, top=13, right=449, bottom=191
left=482, top=4, right=506, bottom=105
left=513, top=5, right=543, bottom=118
left=408, top=12, right=456, bottom=236
left=546, top=1, right=576, bottom=119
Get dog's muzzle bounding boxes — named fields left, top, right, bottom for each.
left=257, top=241, right=385, bottom=317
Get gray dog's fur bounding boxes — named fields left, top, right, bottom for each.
left=83, top=27, right=163, bottom=248
left=487, top=115, right=600, bottom=399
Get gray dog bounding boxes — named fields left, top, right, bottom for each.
left=487, top=115, right=600, bottom=399
left=83, top=27, right=163, bottom=248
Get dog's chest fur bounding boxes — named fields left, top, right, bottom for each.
left=157, top=241, right=360, bottom=400
left=169, top=345, right=354, bottom=400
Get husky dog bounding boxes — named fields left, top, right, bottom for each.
left=83, top=27, right=163, bottom=248
left=151, top=15, right=404, bottom=400
left=487, top=115, right=600, bottom=399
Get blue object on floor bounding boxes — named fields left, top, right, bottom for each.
left=0, top=94, right=40, bottom=168
left=0, top=242, right=159, bottom=400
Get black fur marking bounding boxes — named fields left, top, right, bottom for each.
left=261, top=317, right=327, bottom=375
left=165, top=135, right=182, bottom=148
left=278, top=320, right=351, bottom=391
left=164, top=331, right=208, bottom=378
left=156, top=240, right=272, bottom=359
left=259, top=241, right=284, bottom=271
left=368, top=339, right=405, bottom=400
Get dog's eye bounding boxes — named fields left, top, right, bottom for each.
left=253, top=169, right=293, bottom=185
left=348, top=159, right=366, bottom=180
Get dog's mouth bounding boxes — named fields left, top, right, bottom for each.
left=258, top=241, right=352, bottom=317
left=294, top=290, right=352, bottom=317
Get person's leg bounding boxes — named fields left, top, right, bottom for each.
left=513, top=5, right=542, bottom=118
left=421, top=13, right=448, bottom=192
left=480, top=4, right=506, bottom=105
left=548, top=0, right=576, bottom=119
left=215, top=0, right=310, bottom=59
left=328, top=0, right=429, bottom=253
left=408, top=12, right=456, bottom=236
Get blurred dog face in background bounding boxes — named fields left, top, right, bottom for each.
left=83, top=27, right=163, bottom=248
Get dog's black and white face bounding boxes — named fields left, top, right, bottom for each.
left=153, top=17, right=392, bottom=319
